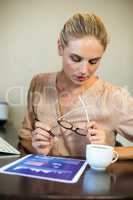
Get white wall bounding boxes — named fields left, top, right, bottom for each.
left=0, top=0, right=133, bottom=145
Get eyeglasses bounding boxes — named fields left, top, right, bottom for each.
left=32, top=96, right=89, bottom=137
left=32, top=119, right=87, bottom=138
left=57, top=119, right=87, bottom=136
left=44, top=119, right=88, bottom=137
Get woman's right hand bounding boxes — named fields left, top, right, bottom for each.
left=32, top=121, right=55, bottom=155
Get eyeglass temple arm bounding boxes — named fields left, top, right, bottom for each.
left=32, top=105, right=55, bottom=137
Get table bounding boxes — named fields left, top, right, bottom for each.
left=0, top=123, right=133, bottom=200
left=0, top=157, right=133, bottom=200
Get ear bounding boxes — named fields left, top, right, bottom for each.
left=57, top=39, right=64, bottom=56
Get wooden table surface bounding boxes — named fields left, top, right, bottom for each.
left=0, top=157, right=133, bottom=200
left=0, top=123, right=133, bottom=200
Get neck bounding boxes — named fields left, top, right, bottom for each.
left=56, top=70, right=98, bottom=93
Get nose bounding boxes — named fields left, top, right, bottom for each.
left=79, top=62, right=89, bottom=75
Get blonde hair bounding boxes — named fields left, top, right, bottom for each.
left=60, top=12, right=109, bottom=51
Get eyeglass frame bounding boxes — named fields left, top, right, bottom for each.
left=56, top=119, right=87, bottom=136
left=32, top=104, right=89, bottom=137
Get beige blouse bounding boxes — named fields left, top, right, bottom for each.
left=19, top=72, right=133, bottom=157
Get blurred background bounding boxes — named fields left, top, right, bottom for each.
left=0, top=0, right=132, bottom=145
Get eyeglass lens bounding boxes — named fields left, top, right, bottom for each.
left=57, top=120, right=87, bottom=136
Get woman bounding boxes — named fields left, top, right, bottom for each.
left=19, top=12, right=133, bottom=157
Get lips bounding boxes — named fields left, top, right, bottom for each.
left=75, top=75, right=87, bottom=82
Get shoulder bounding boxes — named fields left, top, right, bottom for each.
left=29, top=72, right=57, bottom=91
left=98, top=78, right=130, bottom=97
left=98, top=79, right=133, bottom=107
left=31, top=72, right=57, bottom=84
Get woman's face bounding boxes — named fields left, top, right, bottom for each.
left=58, top=36, right=104, bottom=85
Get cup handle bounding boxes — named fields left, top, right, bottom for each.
left=111, top=150, right=119, bottom=163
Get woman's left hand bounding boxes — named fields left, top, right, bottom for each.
left=86, top=121, right=110, bottom=145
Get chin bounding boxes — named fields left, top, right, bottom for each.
left=71, top=79, right=86, bottom=86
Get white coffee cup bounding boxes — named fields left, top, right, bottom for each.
left=86, top=144, right=118, bottom=170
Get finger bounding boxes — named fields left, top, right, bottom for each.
left=87, top=129, right=99, bottom=137
left=89, top=136, right=99, bottom=142
left=35, top=120, right=56, bottom=137
left=87, top=121, right=95, bottom=128
left=35, top=124, right=55, bottom=138
left=90, top=140, right=102, bottom=145
left=89, top=136, right=103, bottom=144
left=35, top=121, right=51, bottom=131
left=32, top=140, right=51, bottom=149
left=89, top=134, right=106, bottom=144
left=87, top=121, right=99, bottom=129
left=32, top=130, right=37, bottom=136
left=34, top=128, right=52, bottom=139
left=32, top=133, right=51, bottom=143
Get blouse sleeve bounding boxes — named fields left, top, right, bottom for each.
left=19, top=75, right=38, bottom=154
left=111, top=87, right=133, bottom=143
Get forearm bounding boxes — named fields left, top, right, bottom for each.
left=114, top=146, right=133, bottom=160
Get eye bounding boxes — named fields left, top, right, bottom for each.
left=70, top=54, right=82, bottom=62
left=89, top=60, right=97, bottom=65
left=89, top=58, right=101, bottom=65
